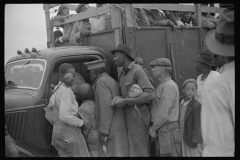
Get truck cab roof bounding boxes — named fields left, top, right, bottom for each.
left=6, top=46, right=109, bottom=65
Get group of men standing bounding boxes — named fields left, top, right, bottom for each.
left=42, top=5, right=234, bottom=158
left=84, top=5, right=234, bottom=157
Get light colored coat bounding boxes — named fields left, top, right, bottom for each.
left=92, top=73, right=129, bottom=157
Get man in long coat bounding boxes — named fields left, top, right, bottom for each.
left=84, top=59, right=129, bottom=157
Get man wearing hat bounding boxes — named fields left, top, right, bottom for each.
left=194, top=50, right=220, bottom=104
left=84, top=59, right=128, bottom=157
left=149, top=58, right=181, bottom=157
left=201, top=6, right=235, bottom=156
left=111, top=44, right=155, bottom=156
left=69, top=4, right=91, bottom=45
left=54, top=5, right=73, bottom=45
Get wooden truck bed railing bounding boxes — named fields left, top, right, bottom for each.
left=44, top=4, right=224, bottom=48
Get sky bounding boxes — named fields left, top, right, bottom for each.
left=4, top=4, right=95, bottom=65
left=4, top=4, right=219, bottom=65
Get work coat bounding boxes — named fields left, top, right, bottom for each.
left=92, top=72, right=129, bottom=157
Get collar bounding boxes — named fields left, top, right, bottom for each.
left=92, top=72, right=108, bottom=85
left=121, top=61, right=135, bottom=75
left=161, top=76, right=171, bottom=84
left=222, top=61, right=234, bottom=73
left=180, top=97, right=192, bottom=105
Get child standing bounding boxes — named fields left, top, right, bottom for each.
left=46, top=63, right=90, bottom=157
left=179, top=78, right=203, bottom=157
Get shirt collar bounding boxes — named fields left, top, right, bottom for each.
left=180, top=97, right=192, bottom=105
left=222, top=61, right=234, bottom=73
left=121, top=61, right=135, bottom=75
left=161, top=76, right=171, bottom=84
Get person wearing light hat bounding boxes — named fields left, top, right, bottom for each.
left=69, top=4, right=91, bottom=45
left=149, top=58, right=181, bottom=157
left=201, top=6, right=235, bottom=157
left=194, top=50, right=220, bottom=104
left=54, top=5, right=73, bottom=45
left=111, top=44, right=154, bottom=156
left=84, top=59, right=129, bottom=157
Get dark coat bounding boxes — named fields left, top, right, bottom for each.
left=179, top=97, right=203, bottom=148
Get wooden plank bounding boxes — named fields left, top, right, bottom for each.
left=133, top=4, right=196, bottom=12
left=132, top=3, right=223, bottom=13
left=52, top=5, right=110, bottom=27
left=196, top=4, right=202, bottom=27
left=44, top=4, right=55, bottom=48
left=125, top=4, right=134, bottom=27
left=201, top=6, right=224, bottom=13
left=48, top=4, right=62, bottom=9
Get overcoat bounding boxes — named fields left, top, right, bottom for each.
left=92, top=73, right=129, bottom=157
left=179, top=97, right=203, bottom=148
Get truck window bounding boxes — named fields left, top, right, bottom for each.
left=5, top=59, right=46, bottom=90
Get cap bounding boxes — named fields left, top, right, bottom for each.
left=195, top=50, right=215, bottom=66
left=149, top=58, right=172, bottom=67
left=84, top=59, right=107, bottom=71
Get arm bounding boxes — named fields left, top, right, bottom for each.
left=192, top=101, right=203, bottom=144
left=96, top=79, right=114, bottom=135
left=202, top=85, right=234, bottom=156
left=90, top=16, right=106, bottom=33
left=152, top=85, right=176, bottom=131
left=125, top=69, right=155, bottom=105
left=59, top=89, right=83, bottom=127
left=136, top=9, right=150, bottom=27
left=163, top=10, right=178, bottom=26
left=61, top=23, right=73, bottom=42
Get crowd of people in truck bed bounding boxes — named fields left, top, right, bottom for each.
left=52, top=3, right=230, bottom=47
left=5, top=4, right=234, bottom=157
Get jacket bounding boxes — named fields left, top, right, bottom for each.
left=179, top=96, right=203, bottom=148
left=92, top=72, right=129, bottom=157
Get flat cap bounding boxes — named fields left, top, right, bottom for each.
left=84, top=59, right=106, bottom=71
left=149, top=58, right=172, bottom=67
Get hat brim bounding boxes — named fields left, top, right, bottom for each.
left=205, top=29, right=234, bottom=57
left=110, top=49, right=134, bottom=61
left=195, top=57, right=215, bottom=66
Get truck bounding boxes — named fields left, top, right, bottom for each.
left=5, top=4, right=223, bottom=157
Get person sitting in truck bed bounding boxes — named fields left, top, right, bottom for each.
left=134, top=8, right=150, bottom=27
left=143, top=8, right=177, bottom=31
left=191, top=3, right=218, bottom=29
left=89, top=4, right=108, bottom=33
left=52, top=5, right=73, bottom=45
left=69, top=4, right=91, bottom=46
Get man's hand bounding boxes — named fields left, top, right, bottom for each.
left=82, top=30, right=91, bottom=36
left=149, top=127, right=157, bottom=138
left=55, top=38, right=60, bottom=43
left=113, top=97, right=126, bottom=108
left=99, top=133, right=108, bottom=145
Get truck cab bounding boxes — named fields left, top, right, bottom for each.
left=5, top=46, right=117, bottom=156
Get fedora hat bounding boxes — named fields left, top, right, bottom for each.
left=111, top=44, right=134, bottom=61
left=57, top=4, right=69, bottom=16
left=205, top=6, right=234, bottom=56
left=195, top=50, right=216, bottom=66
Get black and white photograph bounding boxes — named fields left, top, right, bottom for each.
left=4, top=3, right=234, bottom=157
